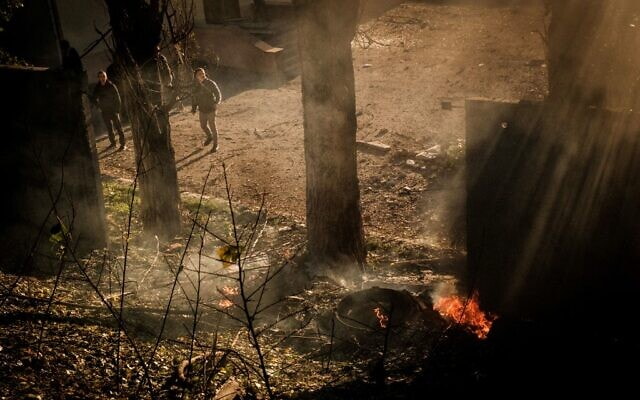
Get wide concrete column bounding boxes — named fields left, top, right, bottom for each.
left=0, top=66, right=107, bottom=273
left=466, top=99, right=640, bottom=318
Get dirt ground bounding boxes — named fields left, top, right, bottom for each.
left=98, top=1, right=547, bottom=249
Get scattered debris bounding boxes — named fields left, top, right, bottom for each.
left=357, top=140, right=391, bottom=154
left=165, top=242, right=183, bottom=252
left=376, top=128, right=389, bottom=137
left=440, top=100, right=463, bottom=110
left=526, top=59, right=546, bottom=67
left=390, top=148, right=411, bottom=163
left=317, top=287, right=446, bottom=358
left=416, top=145, right=442, bottom=161
left=214, top=379, right=244, bottom=400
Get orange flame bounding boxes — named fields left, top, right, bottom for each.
left=433, top=292, right=495, bottom=339
left=373, top=307, right=389, bottom=329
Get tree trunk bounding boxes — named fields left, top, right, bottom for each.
left=105, top=0, right=181, bottom=240
left=128, top=77, right=181, bottom=240
left=294, top=0, right=366, bottom=274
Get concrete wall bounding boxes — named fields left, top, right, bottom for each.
left=194, top=0, right=208, bottom=25
left=55, top=0, right=112, bottom=79
left=0, top=0, right=62, bottom=67
left=466, top=99, right=640, bottom=318
left=0, top=0, right=111, bottom=77
left=194, top=24, right=281, bottom=73
left=0, top=66, right=107, bottom=274
left=194, top=0, right=257, bottom=26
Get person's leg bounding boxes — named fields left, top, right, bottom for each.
left=102, top=111, right=116, bottom=146
left=199, top=111, right=213, bottom=145
left=208, top=109, right=218, bottom=151
left=112, top=113, right=126, bottom=148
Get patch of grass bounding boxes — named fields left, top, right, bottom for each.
left=365, top=237, right=385, bottom=252
left=102, top=179, right=143, bottom=241
left=101, top=179, right=268, bottom=246
left=103, top=179, right=140, bottom=219
left=181, top=193, right=228, bottom=215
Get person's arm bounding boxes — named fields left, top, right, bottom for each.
left=89, top=84, right=98, bottom=106
left=206, top=80, right=222, bottom=104
left=191, top=83, right=198, bottom=113
left=214, top=81, right=222, bottom=104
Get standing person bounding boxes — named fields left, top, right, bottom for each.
left=191, top=68, right=222, bottom=152
left=92, top=70, right=126, bottom=150
left=154, top=45, right=174, bottom=107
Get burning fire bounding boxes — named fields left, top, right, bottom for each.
left=433, top=291, right=495, bottom=339
left=373, top=307, right=389, bottom=329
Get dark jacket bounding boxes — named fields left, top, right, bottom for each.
left=192, top=78, right=222, bottom=113
left=92, top=81, right=122, bottom=114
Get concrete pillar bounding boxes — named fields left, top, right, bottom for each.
left=466, top=99, right=640, bottom=318
left=0, top=66, right=107, bottom=273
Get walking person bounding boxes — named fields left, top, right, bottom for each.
left=152, top=45, right=174, bottom=107
left=92, top=70, right=126, bottom=150
left=191, top=68, right=222, bottom=152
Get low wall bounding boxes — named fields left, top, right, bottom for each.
left=194, top=25, right=281, bottom=74
left=466, top=99, right=640, bottom=317
left=0, top=66, right=107, bottom=273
